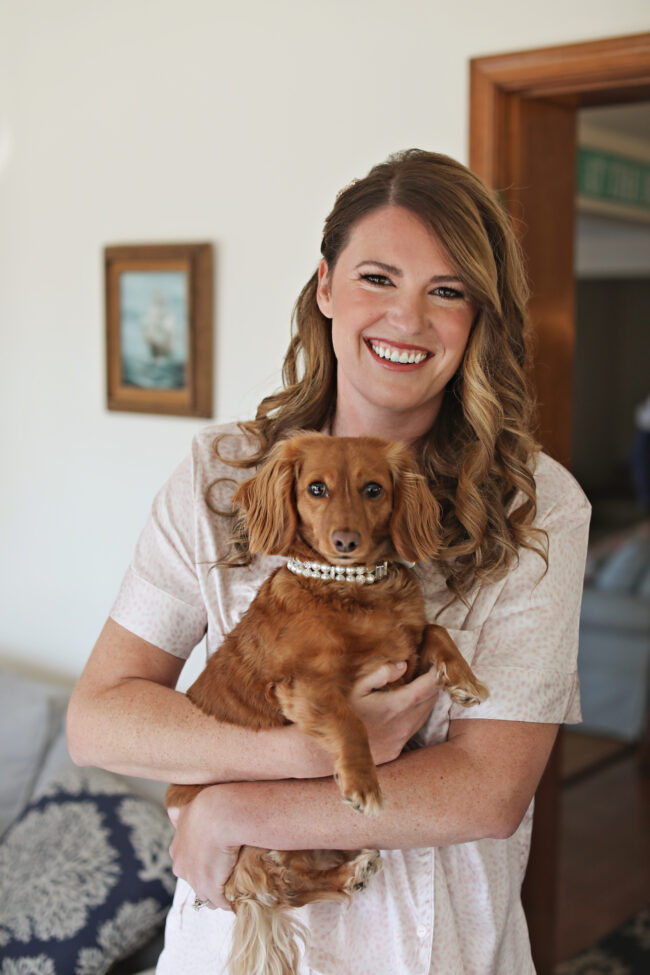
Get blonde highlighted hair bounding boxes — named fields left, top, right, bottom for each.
left=216, top=149, right=546, bottom=600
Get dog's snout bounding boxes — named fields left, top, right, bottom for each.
left=332, top=531, right=361, bottom=554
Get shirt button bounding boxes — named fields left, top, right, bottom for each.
left=416, top=925, right=427, bottom=938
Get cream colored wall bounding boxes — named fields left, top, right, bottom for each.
left=1, top=0, right=648, bottom=679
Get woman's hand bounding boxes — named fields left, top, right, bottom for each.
left=278, top=661, right=440, bottom=779
left=168, top=788, right=240, bottom=911
left=349, top=661, right=440, bottom=764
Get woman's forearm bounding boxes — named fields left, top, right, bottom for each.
left=168, top=716, right=558, bottom=908
left=68, top=677, right=330, bottom=783
left=200, top=719, right=559, bottom=852
left=213, top=742, right=497, bottom=853
left=67, top=618, right=332, bottom=784
left=68, top=619, right=439, bottom=787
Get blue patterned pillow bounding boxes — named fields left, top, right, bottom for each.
left=0, top=766, right=175, bottom=974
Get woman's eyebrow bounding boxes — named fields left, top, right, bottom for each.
left=354, top=260, right=463, bottom=284
left=354, top=260, right=402, bottom=275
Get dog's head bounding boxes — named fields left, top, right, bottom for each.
left=232, top=432, right=441, bottom=565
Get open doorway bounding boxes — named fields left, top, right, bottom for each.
left=470, top=35, right=650, bottom=975
left=561, top=100, right=650, bottom=965
left=571, top=102, right=650, bottom=757
left=572, top=103, right=650, bottom=747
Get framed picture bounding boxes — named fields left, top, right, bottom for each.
left=105, top=242, right=213, bottom=417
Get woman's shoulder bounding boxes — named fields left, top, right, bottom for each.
left=530, top=450, right=591, bottom=528
left=188, top=419, right=261, bottom=481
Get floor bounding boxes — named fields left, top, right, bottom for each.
left=556, top=731, right=650, bottom=962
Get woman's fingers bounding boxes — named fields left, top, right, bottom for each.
left=388, top=668, right=440, bottom=709
left=348, top=664, right=441, bottom=765
left=169, top=832, right=238, bottom=911
left=354, top=664, right=439, bottom=713
left=168, top=790, right=240, bottom=912
left=350, top=660, right=408, bottom=698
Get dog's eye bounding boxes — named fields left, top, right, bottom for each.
left=307, top=481, right=328, bottom=498
left=363, top=482, right=384, bottom=499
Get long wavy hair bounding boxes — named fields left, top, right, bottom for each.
left=215, top=149, right=547, bottom=600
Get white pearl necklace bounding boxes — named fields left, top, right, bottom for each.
left=286, top=556, right=389, bottom=585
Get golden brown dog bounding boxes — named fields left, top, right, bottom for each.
left=166, top=432, right=488, bottom=975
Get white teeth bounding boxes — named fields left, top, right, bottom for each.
left=370, top=341, right=428, bottom=364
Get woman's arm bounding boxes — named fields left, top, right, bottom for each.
left=67, top=618, right=440, bottom=784
left=169, top=718, right=558, bottom=909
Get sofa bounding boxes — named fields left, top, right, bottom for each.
left=0, top=667, right=171, bottom=975
left=578, top=521, right=650, bottom=742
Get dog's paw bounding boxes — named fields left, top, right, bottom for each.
left=337, top=768, right=384, bottom=815
left=437, top=661, right=489, bottom=708
left=344, top=850, right=383, bottom=893
left=343, top=788, right=385, bottom=816
left=447, top=677, right=489, bottom=707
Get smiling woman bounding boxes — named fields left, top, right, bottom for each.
left=226, top=150, right=540, bottom=600
left=67, top=149, right=591, bottom=975
left=315, top=205, right=476, bottom=442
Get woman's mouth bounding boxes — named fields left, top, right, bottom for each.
left=365, top=338, right=432, bottom=366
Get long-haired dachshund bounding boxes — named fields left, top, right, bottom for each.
left=166, top=432, right=488, bottom=975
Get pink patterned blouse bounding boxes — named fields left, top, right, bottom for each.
left=110, top=422, right=591, bottom=975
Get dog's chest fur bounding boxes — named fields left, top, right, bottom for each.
left=187, top=562, right=427, bottom=729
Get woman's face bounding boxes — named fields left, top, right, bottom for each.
left=316, top=205, right=476, bottom=440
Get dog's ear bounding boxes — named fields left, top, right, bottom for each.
left=232, top=439, right=301, bottom=555
left=387, top=444, right=441, bottom=563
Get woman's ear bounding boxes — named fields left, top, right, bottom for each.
left=387, top=444, right=441, bottom=563
left=315, top=259, right=332, bottom=318
left=232, top=440, right=300, bottom=555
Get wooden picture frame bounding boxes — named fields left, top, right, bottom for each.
left=105, top=242, right=213, bottom=417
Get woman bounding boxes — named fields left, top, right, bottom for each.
left=67, top=149, right=590, bottom=974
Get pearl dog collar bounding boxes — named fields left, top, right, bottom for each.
left=286, top=555, right=389, bottom=585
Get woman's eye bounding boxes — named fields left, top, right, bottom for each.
left=432, top=286, right=465, bottom=300
left=307, top=481, right=328, bottom=498
left=361, top=273, right=392, bottom=287
left=363, top=482, right=384, bottom=499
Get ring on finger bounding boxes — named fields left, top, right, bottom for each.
left=192, top=896, right=208, bottom=911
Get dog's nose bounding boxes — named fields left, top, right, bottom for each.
left=332, top=531, right=361, bottom=554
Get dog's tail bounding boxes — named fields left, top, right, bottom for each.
left=227, top=896, right=308, bottom=975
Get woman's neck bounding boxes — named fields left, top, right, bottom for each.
left=330, top=401, right=440, bottom=444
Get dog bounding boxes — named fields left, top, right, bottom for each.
left=166, top=432, right=488, bottom=975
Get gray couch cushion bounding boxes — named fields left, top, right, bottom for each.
left=593, top=536, right=650, bottom=595
left=0, top=765, right=174, bottom=975
left=0, top=669, right=69, bottom=836
left=580, top=588, right=650, bottom=632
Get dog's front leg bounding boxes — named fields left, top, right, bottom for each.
left=274, top=679, right=384, bottom=815
left=419, top=624, right=489, bottom=707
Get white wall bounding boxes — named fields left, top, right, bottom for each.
left=1, top=0, right=648, bottom=680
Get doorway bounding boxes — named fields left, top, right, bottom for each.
left=469, top=33, right=650, bottom=975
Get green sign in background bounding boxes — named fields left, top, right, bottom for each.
left=577, top=146, right=650, bottom=212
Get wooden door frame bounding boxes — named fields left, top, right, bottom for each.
left=471, top=33, right=650, bottom=185
left=469, top=31, right=650, bottom=975
left=471, top=32, right=650, bottom=466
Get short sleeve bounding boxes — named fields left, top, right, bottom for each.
left=110, top=456, right=208, bottom=658
left=449, top=464, right=591, bottom=725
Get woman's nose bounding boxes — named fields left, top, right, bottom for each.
left=387, top=289, right=428, bottom=332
